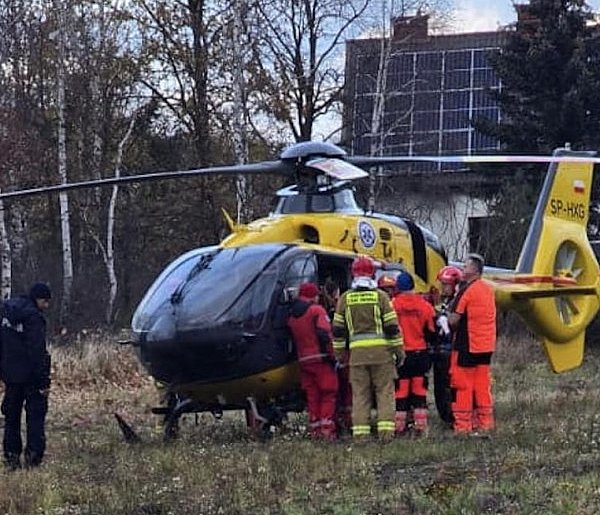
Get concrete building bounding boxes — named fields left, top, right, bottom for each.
left=342, top=15, right=514, bottom=262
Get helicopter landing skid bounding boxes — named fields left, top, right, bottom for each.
left=245, top=397, right=270, bottom=442
left=245, top=397, right=283, bottom=442
left=162, top=397, right=194, bottom=442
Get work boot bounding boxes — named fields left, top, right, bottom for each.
left=474, top=407, right=495, bottom=431
left=413, top=408, right=428, bottom=435
left=4, top=453, right=21, bottom=472
left=379, top=431, right=395, bottom=444
left=395, top=411, right=408, bottom=435
left=320, top=419, right=337, bottom=442
left=352, top=434, right=371, bottom=445
left=309, top=421, right=321, bottom=440
left=24, top=450, right=42, bottom=469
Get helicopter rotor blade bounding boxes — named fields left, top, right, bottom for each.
left=347, top=153, right=600, bottom=167
left=0, top=160, right=290, bottom=200
left=3, top=148, right=600, bottom=201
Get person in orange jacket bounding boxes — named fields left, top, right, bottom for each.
left=448, top=254, right=496, bottom=434
left=392, top=271, right=435, bottom=434
left=288, top=282, right=339, bottom=440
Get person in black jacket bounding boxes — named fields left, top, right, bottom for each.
left=0, top=283, right=52, bottom=470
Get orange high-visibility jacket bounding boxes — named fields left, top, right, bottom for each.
left=453, top=279, right=496, bottom=354
left=392, top=293, right=435, bottom=352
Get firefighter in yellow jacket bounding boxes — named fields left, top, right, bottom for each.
left=332, top=256, right=403, bottom=441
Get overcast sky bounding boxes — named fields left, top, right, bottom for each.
left=452, top=0, right=600, bottom=32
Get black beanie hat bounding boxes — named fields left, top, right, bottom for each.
left=30, top=283, right=52, bottom=300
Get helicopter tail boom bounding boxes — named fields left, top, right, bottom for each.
left=489, top=151, right=600, bottom=372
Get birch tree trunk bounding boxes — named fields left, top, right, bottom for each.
left=231, top=0, right=250, bottom=223
left=56, top=0, right=74, bottom=325
left=104, top=115, right=136, bottom=324
left=368, top=0, right=392, bottom=212
left=0, top=195, right=11, bottom=300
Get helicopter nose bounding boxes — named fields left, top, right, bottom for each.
left=138, top=319, right=252, bottom=385
left=146, top=311, right=177, bottom=344
left=134, top=309, right=179, bottom=372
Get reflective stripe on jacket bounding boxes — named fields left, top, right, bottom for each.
left=332, top=288, right=402, bottom=357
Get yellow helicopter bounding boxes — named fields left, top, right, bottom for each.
left=2, top=141, right=600, bottom=439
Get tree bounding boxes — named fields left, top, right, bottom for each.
left=130, top=0, right=221, bottom=164
left=53, top=0, right=75, bottom=326
left=476, top=0, right=600, bottom=153
left=0, top=2, right=47, bottom=298
left=229, top=0, right=252, bottom=222
left=473, top=0, right=600, bottom=265
left=362, top=1, right=450, bottom=211
left=255, top=0, right=370, bottom=142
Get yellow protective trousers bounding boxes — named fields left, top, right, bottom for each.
left=349, top=363, right=396, bottom=437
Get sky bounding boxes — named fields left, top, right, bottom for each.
left=452, top=0, right=600, bottom=32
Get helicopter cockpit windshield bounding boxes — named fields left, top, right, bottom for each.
left=131, top=245, right=218, bottom=332
left=132, top=244, right=297, bottom=335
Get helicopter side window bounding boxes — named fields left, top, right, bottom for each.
left=171, top=245, right=290, bottom=333
left=230, top=270, right=278, bottom=332
left=311, top=195, right=334, bottom=212
left=281, top=254, right=317, bottom=302
left=334, top=189, right=361, bottom=213
left=280, top=194, right=308, bottom=214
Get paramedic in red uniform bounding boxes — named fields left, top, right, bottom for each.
left=288, top=282, right=339, bottom=440
left=449, top=254, right=496, bottom=434
left=392, top=271, right=436, bottom=434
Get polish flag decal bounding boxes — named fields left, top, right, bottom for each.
left=573, top=180, right=585, bottom=194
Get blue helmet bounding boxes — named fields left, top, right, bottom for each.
left=396, top=271, right=414, bottom=292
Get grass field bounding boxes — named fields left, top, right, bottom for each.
left=1, top=331, right=599, bottom=514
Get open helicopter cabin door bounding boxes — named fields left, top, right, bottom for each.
left=315, top=253, right=354, bottom=317
left=275, top=251, right=353, bottom=320
left=315, top=254, right=353, bottom=293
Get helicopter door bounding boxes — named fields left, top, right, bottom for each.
left=315, top=254, right=353, bottom=318
left=272, top=253, right=318, bottom=331
left=315, top=254, right=352, bottom=294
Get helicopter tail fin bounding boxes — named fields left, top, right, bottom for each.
left=490, top=149, right=600, bottom=372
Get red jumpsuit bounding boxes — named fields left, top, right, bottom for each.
left=450, top=279, right=496, bottom=433
left=392, top=292, right=435, bottom=433
left=288, top=296, right=339, bottom=439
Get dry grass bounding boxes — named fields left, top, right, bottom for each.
left=0, top=331, right=599, bottom=514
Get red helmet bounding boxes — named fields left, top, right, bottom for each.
left=377, top=275, right=396, bottom=290
left=351, top=256, right=375, bottom=278
left=437, top=265, right=463, bottom=286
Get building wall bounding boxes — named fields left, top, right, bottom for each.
left=377, top=190, right=489, bottom=262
